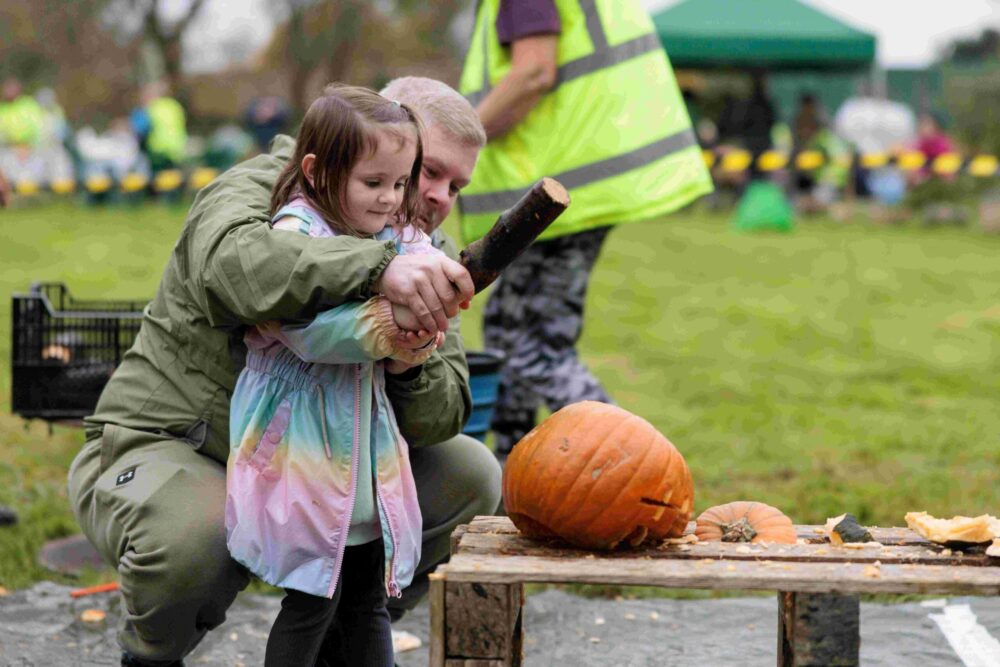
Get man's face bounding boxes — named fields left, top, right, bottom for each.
left=414, top=123, right=479, bottom=233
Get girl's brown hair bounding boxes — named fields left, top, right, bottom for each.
left=270, top=83, right=424, bottom=236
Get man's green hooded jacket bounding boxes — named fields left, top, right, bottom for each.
left=85, top=136, right=472, bottom=465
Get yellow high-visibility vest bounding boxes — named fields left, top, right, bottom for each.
left=458, top=0, right=713, bottom=243
left=147, top=97, right=187, bottom=165
left=0, top=96, right=44, bottom=147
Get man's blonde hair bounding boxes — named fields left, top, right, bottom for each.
left=380, top=77, right=486, bottom=148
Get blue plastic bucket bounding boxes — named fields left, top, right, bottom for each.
left=462, top=350, right=505, bottom=442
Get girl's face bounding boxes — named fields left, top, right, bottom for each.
left=343, top=127, right=417, bottom=235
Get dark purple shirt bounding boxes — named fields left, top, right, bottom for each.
left=496, top=0, right=561, bottom=46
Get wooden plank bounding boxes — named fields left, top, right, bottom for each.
left=440, top=553, right=1000, bottom=595
left=430, top=573, right=446, bottom=667
left=451, top=523, right=470, bottom=556
left=461, top=515, right=943, bottom=547
left=779, top=592, right=860, bottom=667
left=454, top=531, right=992, bottom=567
left=445, top=582, right=523, bottom=664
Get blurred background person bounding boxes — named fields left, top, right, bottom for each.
left=34, top=87, right=76, bottom=184
left=792, top=92, right=849, bottom=215
left=243, top=95, right=291, bottom=154
left=0, top=76, right=45, bottom=186
left=834, top=80, right=915, bottom=206
left=131, top=81, right=188, bottom=172
left=910, top=111, right=957, bottom=185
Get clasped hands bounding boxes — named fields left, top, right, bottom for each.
left=376, top=253, right=475, bottom=374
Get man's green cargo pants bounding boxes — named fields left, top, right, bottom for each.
left=69, top=424, right=501, bottom=662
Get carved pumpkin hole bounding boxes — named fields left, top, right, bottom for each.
left=639, top=497, right=681, bottom=510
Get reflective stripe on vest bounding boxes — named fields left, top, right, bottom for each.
left=461, top=127, right=697, bottom=215
left=458, top=0, right=712, bottom=242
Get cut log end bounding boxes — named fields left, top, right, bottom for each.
left=539, top=177, right=570, bottom=206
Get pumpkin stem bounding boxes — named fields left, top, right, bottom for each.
left=720, top=517, right=757, bottom=542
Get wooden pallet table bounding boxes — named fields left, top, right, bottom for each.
left=430, top=515, right=1000, bottom=666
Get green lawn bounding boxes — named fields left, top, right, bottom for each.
left=1, top=200, right=999, bottom=591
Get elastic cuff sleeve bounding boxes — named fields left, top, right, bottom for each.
left=365, top=242, right=398, bottom=297
left=366, top=296, right=402, bottom=356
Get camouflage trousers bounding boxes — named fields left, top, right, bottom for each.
left=484, top=226, right=613, bottom=453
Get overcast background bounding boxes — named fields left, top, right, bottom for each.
left=177, top=0, right=1000, bottom=74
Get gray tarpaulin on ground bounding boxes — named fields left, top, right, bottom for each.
left=2, top=583, right=997, bottom=665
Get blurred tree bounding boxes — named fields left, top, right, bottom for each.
left=0, top=1, right=141, bottom=125
left=102, top=0, right=208, bottom=91
left=946, top=28, right=1000, bottom=62
left=269, top=0, right=365, bottom=112
left=266, top=0, right=467, bottom=112
left=941, top=28, right=1000, bottom=157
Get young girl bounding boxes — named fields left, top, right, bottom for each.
left=225, top=84, right=445, bottom=666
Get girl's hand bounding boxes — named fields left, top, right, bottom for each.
left=391, top=301, right=423, bottom=333
left=396, top=329, right=437, bottom=350
left=386, top=332, right=444, bottom=374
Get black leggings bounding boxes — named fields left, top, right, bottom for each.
left=264, top=539, right=393, bottom=667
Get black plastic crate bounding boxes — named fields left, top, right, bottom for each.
left=11, top=283, right=148, bottom=421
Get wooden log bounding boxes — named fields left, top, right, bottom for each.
left=778, top=592, right=860, bottom=667
left=460, top=178, right=569, bottom=293
left=444, top=581, right=523, bottom=666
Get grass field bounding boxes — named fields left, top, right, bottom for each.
left=1, top=199, right=999, bottom=592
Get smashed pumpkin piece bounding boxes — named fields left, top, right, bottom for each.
left=824, top=513, right=873, bottom=545
left=904, top=511, right=997, bottom=545
left=986, top=540, right=1000, bottom=558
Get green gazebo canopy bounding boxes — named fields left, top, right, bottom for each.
left=652, top=0, right=876, bottom=70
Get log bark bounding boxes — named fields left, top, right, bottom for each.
left=460, top=178, right=570, bottom=293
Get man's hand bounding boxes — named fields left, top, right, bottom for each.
left=376, top=254, right=474, bottom=333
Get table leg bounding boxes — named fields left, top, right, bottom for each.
left=430, top=575, right=524, bottom=666
left=778, top=591, right=860, bottom=667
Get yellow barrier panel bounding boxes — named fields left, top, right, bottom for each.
left=896, top=151, right=926, bottom=172
left=932, top=152, right=963, bottom=176
left=15, top=180, right=40, bottom=196
left=969, top=155, right=999, bottom=178
left=721, top=150, right=753, bottom=174
left=860, top=152, right=889, bottom=169
left=795, top=150, right=824, bottom=171
left=757, top=150, right=788, bottom=172
left=121, top=173, right=148, bottom=193
left=51, top=179, right=75, bottom=194
left=85, top=176, right=113, bottom=193
left=188, top=167, right=219, bottom=190
left=153, top=169, right=184, bottom=193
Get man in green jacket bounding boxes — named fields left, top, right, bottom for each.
left=68, top=77, right=498, bottom=666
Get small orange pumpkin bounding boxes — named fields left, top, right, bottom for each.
left=695, top=501, right=797, bottom=544
left=502, top=401, right=694, bottom=549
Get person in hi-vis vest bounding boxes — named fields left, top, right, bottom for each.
left=459, top=0, right=713, bottom=458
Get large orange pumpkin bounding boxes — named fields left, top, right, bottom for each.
left=694, top=501, right=797, bottom=544
left=502, top=401, right=694, bottom=549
